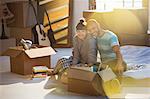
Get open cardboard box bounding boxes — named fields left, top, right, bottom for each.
left=3, top=46, right=56, bottom=75
left=68, top=66, right=106, bottom=96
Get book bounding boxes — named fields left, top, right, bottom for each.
left=33, top=73, right=47, bottom=78
left=32, top=66, right=49, bottom=73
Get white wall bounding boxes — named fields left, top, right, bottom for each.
left=72, top=0, right=89, bottom=36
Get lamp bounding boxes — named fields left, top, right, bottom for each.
left=0, top=2, right=14, bottom=39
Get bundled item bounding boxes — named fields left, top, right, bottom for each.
left=20, top=38, right=33, bottom=50
left=50, top=56, right=73, bottom=78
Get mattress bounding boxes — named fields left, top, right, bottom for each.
left=121, top=45, right=150, bottom=68
left=120, top=45, right=150, bottom=86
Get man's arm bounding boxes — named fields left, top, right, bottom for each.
left=112, top=45, right=124, bottom=74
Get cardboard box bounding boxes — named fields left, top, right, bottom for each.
left=68, top=67, right=106, bottom=96
left=0, top=38, right=16, bottom=55
left=7, top=1, right=37, bottom=27
left=3, top=46, right=56, bottom=75
left=9, top=27, right=32, bottom=45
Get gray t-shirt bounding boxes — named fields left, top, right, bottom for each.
left=72, top=34, right=97, bottom=65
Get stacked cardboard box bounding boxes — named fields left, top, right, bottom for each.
left=0, top=38, right=16, bottom=55
left=9, top=27, right=32, bottom=45
left=7, top=1, right=37, bottom=27
left=7, top=1, right=39, bottom=45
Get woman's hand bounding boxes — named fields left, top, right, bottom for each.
left=87, top=63, right=93, bottom=67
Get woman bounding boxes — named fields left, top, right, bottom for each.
left=86, top=19, right=126, bottom=76
left=72, top=19, right=97, bottom=66
left=49, top=19, right=97, bottom=76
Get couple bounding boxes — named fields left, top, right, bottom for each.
left=73, top=19, right=126, bottom=76
left=52, top=18, right=126, bottom=80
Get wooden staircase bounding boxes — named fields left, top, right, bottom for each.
left=40, top=0, right=73, bottom=47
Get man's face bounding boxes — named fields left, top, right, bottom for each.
left=87, top=23, right=99, bottom=36
left=76, top=30, right=86, bottom=39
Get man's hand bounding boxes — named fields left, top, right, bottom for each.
left=113, top=45, right=124, bottom=75
left=115, top=64, right=124, bottom=75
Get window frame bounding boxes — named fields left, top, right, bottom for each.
left=91, top=0, right=143, bottom=11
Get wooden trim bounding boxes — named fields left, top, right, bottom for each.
left=51, top=16, right=69, bottom=24
left=56, top=35, right=68, bottom=42
left=44, top=0, right=69, bottom=10
left=53, top=25, right=68, bottom=34
left=39, top=0, right=53, bottom=5
left=44, top=15, right=69, bottom=27
left=67, top=0, right=73, bottom=47
left=46, top=5, right=68, bottom=13
left=54, top=43, right=72, bottom=48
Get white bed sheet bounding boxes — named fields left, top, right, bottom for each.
left=120, top=45, right=150, bottom=79
left=121, top=45, right=150, bottom=68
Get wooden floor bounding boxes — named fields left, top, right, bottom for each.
left=0, top=72, right=107, bottom=99
left=0, top=48, right=150, bottom=99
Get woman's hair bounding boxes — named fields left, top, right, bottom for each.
left=76, top=18, right=86, bottom=30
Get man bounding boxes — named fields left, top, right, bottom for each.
left=86, top=19, right=126, bottom=77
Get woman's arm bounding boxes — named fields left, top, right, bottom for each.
left=87, top=37, right=97, bottom=66
left=72, top=38, right=80, bottom=65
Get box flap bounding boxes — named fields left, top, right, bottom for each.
left=68, top=67, right=96, bottom=81
left=25, top=47, right=56, bottom=58
left=72, top=66, right=92, bottom=71
left=2, top=48, right=23, bottom=58
left=97, top=68, right=117, bottom=82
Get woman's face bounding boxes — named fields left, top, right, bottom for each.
left=76, top=30, right=86, bottom=40
left=87, top=22, right=100, bottom=36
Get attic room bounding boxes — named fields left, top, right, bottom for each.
left=0, top=0, right=150, bottom=99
